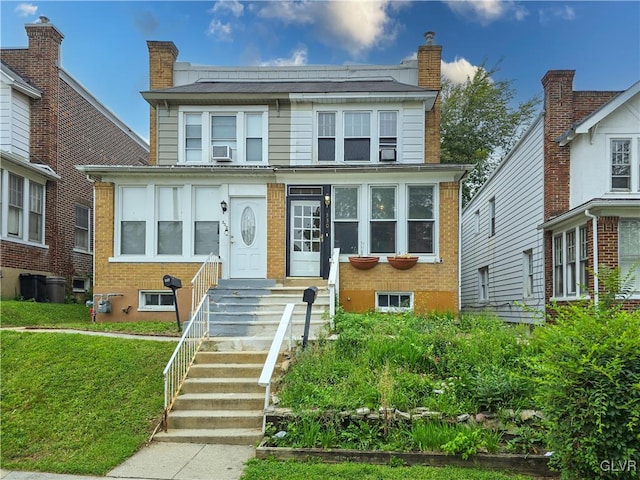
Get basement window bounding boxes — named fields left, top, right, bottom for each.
left=139, top=291, right=175, bottom=311
left=376, top=292, right=413, bottom=312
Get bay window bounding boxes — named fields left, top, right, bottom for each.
left=8, top=173, right=23, bottom=237
left=1, top=170, right=45, bottom=245
left=553, top=225, right=590, bottom=298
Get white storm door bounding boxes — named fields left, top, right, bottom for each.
left=290, top=200, right=321, bottom=276
left=229, top=197, right=266, bottom=278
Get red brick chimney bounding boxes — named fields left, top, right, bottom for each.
left=541, top=70, right=575, bottom=221
left=24, top=18, right=64, bottom=169
left=147, top=41, right=178, bottom=166
left=417, top=31, right=442, bottom=164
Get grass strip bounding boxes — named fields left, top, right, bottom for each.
left=0, top=331, right=175, bottom=475
left=240, top=458, right=536, bottom=480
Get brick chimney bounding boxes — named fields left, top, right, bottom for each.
left=541, top=70, right=575, bottom=221
left=417, top=31, right=442, bottom=164
left=147, top=41, right=178, bottom=166
left=24, top=19, right=64, bottom=169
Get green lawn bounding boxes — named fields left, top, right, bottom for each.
left=240, top=458, right=536, bottom=480
left=0, top=330, right=175, bottom=475
left=0, top=300, right=180, bottom=336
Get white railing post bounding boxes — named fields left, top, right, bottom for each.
left=328, top=248, right=340, bottom=328
left=258, top=303, right=296, bottom=434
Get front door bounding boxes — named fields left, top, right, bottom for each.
left=229, top=197, right=266, bottom=278
left=289, top=200, right=322, bottom=276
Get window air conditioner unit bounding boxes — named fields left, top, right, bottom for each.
left=212, top=145, right=232, bottom=162
left=379, top=147, right=397, bottom=162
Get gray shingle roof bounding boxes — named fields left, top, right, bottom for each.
left=146, top=79, right=431, bottom=95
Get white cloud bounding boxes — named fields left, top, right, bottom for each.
left=441, top=57, right=481, bottom=84
left=211, top=0, right=244, bottom=18
left=539, top=5, right=576, bottom=24
left=444, top=0, right=528, bottom=25
left=259, top=47, right=308, bottom=67
left=15, top=3, right=37, bottom=17
left=257, top=0, right=405, bottom=57
left=207, top=19, right=233, bottom=41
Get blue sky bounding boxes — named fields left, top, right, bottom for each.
left=2, top=1, right=639, bottom=143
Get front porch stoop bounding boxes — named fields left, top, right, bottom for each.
left=154, top=348, right=278, bottom=446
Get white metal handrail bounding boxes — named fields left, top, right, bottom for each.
left=258, top=302, right=296, bottom=433
left=191, top=253, right=220, bottom=314
left=162, top=294, right=209, bottom=428
left=328, top=248, right=341, bottom=326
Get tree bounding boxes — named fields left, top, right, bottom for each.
left=440, top=61, right=540, bottom=205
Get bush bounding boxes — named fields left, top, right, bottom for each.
left=532, top=302, right=640, bottom=479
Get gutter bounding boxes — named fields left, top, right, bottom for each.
left=584, top=209, right=599, bottom=305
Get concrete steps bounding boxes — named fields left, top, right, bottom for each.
left=156, top=347, right=279, bottom=446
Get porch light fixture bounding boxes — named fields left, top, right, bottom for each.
left=220, top=200, right=228, bottom=213
left=324, top=194, right=331, bottom=207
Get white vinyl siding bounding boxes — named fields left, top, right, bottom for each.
left=0, top=84, right=31, bottom=158
left=460, top=116, right=545, bottom=323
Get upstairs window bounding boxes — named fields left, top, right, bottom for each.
left=318, top=112, right=336, bottom=162
left=245, top=113, right=263, bottom=163
left=184, top=114, right=203, bottom=162
left=488, top=197, right=496, bottom=237
left=611, top=139, right=631, bottom=190
left=379, top=111, right=397, bottom=161
left=211, top=115, right=237, bottom=161
left=344, top=112, right=371, bottom=161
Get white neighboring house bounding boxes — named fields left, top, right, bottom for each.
left=461, top=71, right=640, bottom=323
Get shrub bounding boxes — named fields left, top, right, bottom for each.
left=532, top=302, right=640, bottom=479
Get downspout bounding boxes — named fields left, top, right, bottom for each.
left=458, top=181, right=463, bottom=313
left=585, top=209, right=599, bottom=305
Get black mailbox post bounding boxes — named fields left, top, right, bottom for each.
left=163, top=274, right=183, bottom=332
left=302, top=286, right=318, bottom=348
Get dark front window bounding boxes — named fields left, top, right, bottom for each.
left=407, top=186, right=434, bottom=253
left=370, top=186, right=396, bottom=253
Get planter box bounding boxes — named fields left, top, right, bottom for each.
left=387, top=256, right=418, bottom=270
left=348, top=256, right=380, bottom=270
left=256, top=442, right=557, bottom=477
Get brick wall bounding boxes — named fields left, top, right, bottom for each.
left=0, top=21, right=148, bottom=299
left=147, top=41, right=178, bottom=166
left=417, top=33, right=442, bottom=164
left=267, top=183, right=286, bottom=281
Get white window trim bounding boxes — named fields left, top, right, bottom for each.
left=113, top=182, right=222, bottom=262
left=375, top=291, right=414, bottom=312
left=609, top=137, right=637, bottom=192
left=313, top=105, right=403, bottom=164
left=478, top=266, right=489, bottom=302
left=551, top=225, right=591, bottom=301
left=138, top=290, right=176, bottom=312
left=523, top=249, right=534, bottom=299
left=177, top=106, right=268, bottom=165
left=72, top=277, right=89, bottom=293
left=488, top=197, right=496, bottom=237
left=74, top=204, right=92, bottom=253
left=0, top=168, right=47, bottom=247
left=336, top=181, right=439, bottom=262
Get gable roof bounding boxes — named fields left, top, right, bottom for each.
left=558, top=80, right=640, bottom=146
left=0, top=61, right=42, bottom=98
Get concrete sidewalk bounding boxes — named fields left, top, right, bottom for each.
left=1, top=442, right=255, bottom=480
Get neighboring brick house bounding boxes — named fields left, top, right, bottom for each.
left=0, top=19, right=148, bottom=300
left=460, top=71, right=640, bottom=322
left=80, top=32, right=470, bottom=322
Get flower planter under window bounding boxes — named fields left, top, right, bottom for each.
left=387, top=256, right=419, bottom=270
left=348, top=256, right=380, bottom=270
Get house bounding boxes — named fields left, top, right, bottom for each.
left=0, top=18, right=148, bottom=301
left=460, top=70, right=640, bottom=323
left=80, top=32, right=470, bottom=323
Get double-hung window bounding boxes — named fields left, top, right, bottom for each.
left=74, top=205, right=90, bottom=251
left=120, top=187, right=146, bottom=255
left=478, top=267, right=489, bottom=302
left=553, top=234, right=564, bottom=297
left=488, top=197, right=496, bottom=237
left=523, top=250, right=534, bottom=298
left=318, top=112, right=336, bottom=162
left=157, top=187, right=182, bottom=255
left=407, top=186, right=434, bottom=254
left=619, top=219, right=640, bottom=294
left=211, top=115, right=236, bottom=160
left=28, top=182, right=43, bottom=243
left=333, top=186, right=359, bottom=255
left=611, top=139, right=631, bottom=190
left=184, top=113, right=203, bottom=162
left=193, top=187, right=219, bottom=255
left=553, top=225, right=590, bottom=298
left=8, top=173, right=24, bottom=238
left=370, top=186, right=396, bottom=253
left=579, top=226, right=588, bottom=295
left=245, top=113, right=263, bottom=162
left=344, top=112, right=371, bottom=161
left=379, top=111, right=397, bottom=161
